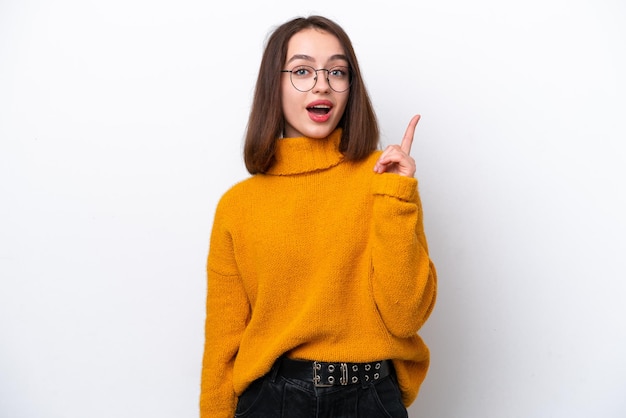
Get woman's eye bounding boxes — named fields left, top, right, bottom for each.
left=330, top=67, right=348, bottom=78
left=293, top=67, right=311, bottom=76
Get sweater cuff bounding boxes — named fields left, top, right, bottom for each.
left=371, top=173, right=418, bottom=202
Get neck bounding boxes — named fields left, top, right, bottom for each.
left=266, top=129, right=344, bottom=176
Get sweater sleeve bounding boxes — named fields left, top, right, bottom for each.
left=200, top=199, right=250, bottom=418
left=370, top=172, right=437, bottom=338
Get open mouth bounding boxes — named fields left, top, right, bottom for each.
left=307, top=104, right=331, bottom=115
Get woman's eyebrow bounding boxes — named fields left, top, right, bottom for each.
left=285, top=54, right=349, bottom=65
left=286, top=54, right=314, bottom=64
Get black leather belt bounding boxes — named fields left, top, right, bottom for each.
left=276, top=357, right=392, bottom=387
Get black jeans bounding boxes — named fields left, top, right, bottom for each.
left=234, top=361, right=408, bottom=418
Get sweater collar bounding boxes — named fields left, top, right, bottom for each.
left=266, top=129, right=344, bottom=176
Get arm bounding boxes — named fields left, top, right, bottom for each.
left=370, top=115, right=437, bottom=337
left=370, top=173, right=437, bottom=337
left=200, top=201, right=250, bottom=418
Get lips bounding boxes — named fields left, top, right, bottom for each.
left=306, top=100, right=333, bottom=122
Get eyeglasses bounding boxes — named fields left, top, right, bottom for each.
left=281, top=65, right=352, bottom=92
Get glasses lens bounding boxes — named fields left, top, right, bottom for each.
left=290, top=66, right=316, bottom=92
left=327, top=66, right=350, bottom=92
left=289, top=66, right=351, bottom=92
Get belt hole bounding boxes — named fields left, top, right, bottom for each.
left=328, top=364, right=335, bottom=372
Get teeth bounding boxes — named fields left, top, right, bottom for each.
left=310, top=104, right=330, bottom=109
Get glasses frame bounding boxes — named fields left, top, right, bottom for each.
left=281, top=65, right=352, bottom=93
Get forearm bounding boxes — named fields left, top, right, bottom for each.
left=200, top=266, right=250, bottom=418
left=370, top=173, right=437, bottom=337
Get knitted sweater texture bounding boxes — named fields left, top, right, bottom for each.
left=200, top=129, right=437, bottom=418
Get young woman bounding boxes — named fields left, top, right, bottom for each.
left=200, top=15, right=437, bottom=418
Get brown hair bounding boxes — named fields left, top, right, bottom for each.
left=243, top=15, right=380, bottom=174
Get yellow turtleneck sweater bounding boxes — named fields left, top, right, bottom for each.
left=200, top=129, right=437, bottom=418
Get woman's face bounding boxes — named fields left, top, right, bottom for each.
left=281, top=28, right=350, bottom=139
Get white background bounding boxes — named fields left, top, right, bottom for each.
left=1, top=0, right=625, bottom=417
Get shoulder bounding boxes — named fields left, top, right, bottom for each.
left=216, top=176, right=254, bottom=208
left=214, top=174, right=271, bottom=216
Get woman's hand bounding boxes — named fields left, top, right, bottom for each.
left=373, top=114, right=420, bottom=177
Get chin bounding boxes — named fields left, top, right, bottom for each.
left=284, top=119, right=339, bottom=139
left=303, top=125, right=337, bottom=139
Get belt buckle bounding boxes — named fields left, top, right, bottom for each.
left=340, top=362, right=348, bottom=385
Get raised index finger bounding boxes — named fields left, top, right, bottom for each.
left=400, top=114, right=421, bottom=154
